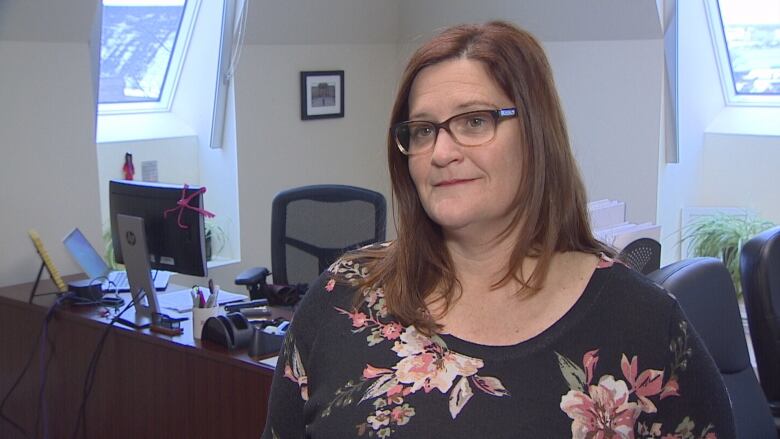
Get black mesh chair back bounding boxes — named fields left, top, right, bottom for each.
left=740, top=226, right=780, bottom=417
left=618, top=237, right=661, bottom=275
left=271, top=184, right=386, bottom=288
left=648, top=258, right=777, bottom=438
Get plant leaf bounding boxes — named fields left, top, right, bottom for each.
left=556, top=352, right=586, bottom=392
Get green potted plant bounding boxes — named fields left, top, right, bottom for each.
left=103, top=227, right=122, bottom=270
left=681, top=213, right=775, bottom=297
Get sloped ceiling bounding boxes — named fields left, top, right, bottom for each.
left=0, top=0, right=99, bottom=43
left=244, top=0, right=662, bottom=44
left=0, top=0, right=662, bottom=44
left=398, top=0, right=663, bottom=43
left=243, top=0, right=401, bottom=45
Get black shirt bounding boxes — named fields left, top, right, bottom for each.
left=262, top=256, right=736, bottom=438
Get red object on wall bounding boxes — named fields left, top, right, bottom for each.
left=122, top=152, right=135, bottom=180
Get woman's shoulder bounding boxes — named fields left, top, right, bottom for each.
left=295, top=242, right=391, bottom=311
left=593, top=257, right=679, bottom=319
left=290, top=243, right=392, bottom=337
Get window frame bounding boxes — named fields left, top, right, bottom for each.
left=97, top=0, right=202, bottom=115
left=704, top=0, right=780, bottom=107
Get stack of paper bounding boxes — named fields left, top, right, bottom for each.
left=588, top=199, right=626, bottom=230
left=588, top=199, right=661, bottom=250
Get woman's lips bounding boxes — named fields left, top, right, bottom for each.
left=434, top=178, right=476, bottom=187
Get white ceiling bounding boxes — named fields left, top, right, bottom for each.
left=240, top=0, right=663, bottom=45
left=0, top=0, right=663, bottom=45
left=398, top=0, right=663, bottom=43
left=0, top=0, right=99, bottom=43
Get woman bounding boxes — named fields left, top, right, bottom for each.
left=262, top=21, right=735, bottom=438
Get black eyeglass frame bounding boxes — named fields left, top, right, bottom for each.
left=391, top=107, right=518, bottom=155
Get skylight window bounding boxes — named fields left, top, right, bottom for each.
left=707, top=0, right=780, bottom=105
left=98, top=0, right=198, bottom=113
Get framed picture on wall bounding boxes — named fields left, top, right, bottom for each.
left=300, top=70, right=344, bottom=120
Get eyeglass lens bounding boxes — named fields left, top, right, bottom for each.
left=395, top=111, right=498, bottom=154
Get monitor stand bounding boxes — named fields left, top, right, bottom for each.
left=115, top=305, right=154, bottom=329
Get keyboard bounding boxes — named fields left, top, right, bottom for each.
left=103, top=270, right=171, bottom=292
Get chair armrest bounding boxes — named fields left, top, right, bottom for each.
left=235, top=267, right=271, bottom=286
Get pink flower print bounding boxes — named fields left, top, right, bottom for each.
left=325, top=278, right=336, bottom=292
left=560, top=375, right=642, bottom=439
left=390, top=404, right=415, bottom=426
left=391, top=326, right=433, bottom=357
left=283, top=341, right=309, bottom=401
left=363, top=364, right=393, bottom=379
left=391, top=327, right=483, bottom=394
left=583, top=349, right=599, bottom=385
left=349, top=311, right=368, bottom=328
left=597, top=254, right=615, bottom=268
left=620, top=354, right=665, bottom=413
left=394, top=349, right=482, bottom=394
left=387, top=383, right=412, bottom=399
left=660, top=377, right=680, bottom=400
left=381, top=322, right=403, bottom=340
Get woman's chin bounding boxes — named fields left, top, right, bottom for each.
left=428, top=211, right=480, bottom=233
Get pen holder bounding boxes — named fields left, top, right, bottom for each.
left=192, top=306, right=220, bottom=339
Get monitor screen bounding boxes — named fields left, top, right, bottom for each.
left=109, top=180, right=208, bottom=277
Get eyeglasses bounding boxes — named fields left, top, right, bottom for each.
left=391, top=108, right=518, bottom=155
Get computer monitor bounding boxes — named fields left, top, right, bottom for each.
left=109, top=180, right=208, bottom=277
left=109, top=180, right=209, bottom=328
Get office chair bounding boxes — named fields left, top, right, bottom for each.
left=648, top=257, right=777, bottom=438
left=617, top=237, right=661, bottom=275
left=235, top=184, right=387, bottom=303
left=740, top=226, right=780, bottom=423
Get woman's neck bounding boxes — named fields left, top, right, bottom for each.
left=443, top=226, right=534, bottom=293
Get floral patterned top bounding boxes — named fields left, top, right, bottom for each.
left=261, top=253, right=736, bottom=439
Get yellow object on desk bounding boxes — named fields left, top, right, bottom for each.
left=28, top=229, right=67, bottom=292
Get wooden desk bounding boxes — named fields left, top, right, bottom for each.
left=0, top=278, right=282, bottom=439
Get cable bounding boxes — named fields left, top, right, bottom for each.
left=0, top=293, right=71, bottom=439
left=34, top=295, right=62, bottom=439
left=69, top=291, right=142, bottom=439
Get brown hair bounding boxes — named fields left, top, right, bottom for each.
left=346, top=21, right=610, bottom=335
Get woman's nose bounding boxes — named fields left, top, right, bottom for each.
left=429, top=127, right=463, bottom=166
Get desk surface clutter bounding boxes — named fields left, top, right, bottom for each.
left=0, top=276, right=288, bottom=438
left=157, top=287, right=246, bottom=313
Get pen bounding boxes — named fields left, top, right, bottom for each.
left=197, top=289, right=206, bottom=308
left=191, top=287, right=198, bottom=309
left=205, top=285, right=220, bottom=308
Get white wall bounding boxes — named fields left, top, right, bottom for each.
left=546, top=39, right=663, bottom=223
left=697, top=133, right=780, bottom=219
left=96, top=137, right=201, bottom=229
left=0, top=41, right=101, bottom=286
left=203, top=43, right=398, bottom=288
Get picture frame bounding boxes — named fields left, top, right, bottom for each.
left=300, top=70, right=344, bottom=120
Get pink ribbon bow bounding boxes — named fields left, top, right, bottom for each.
left=163, top=185, right=215, bottom=229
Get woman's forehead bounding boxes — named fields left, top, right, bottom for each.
left=408, top=59, right=510, bottom=120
